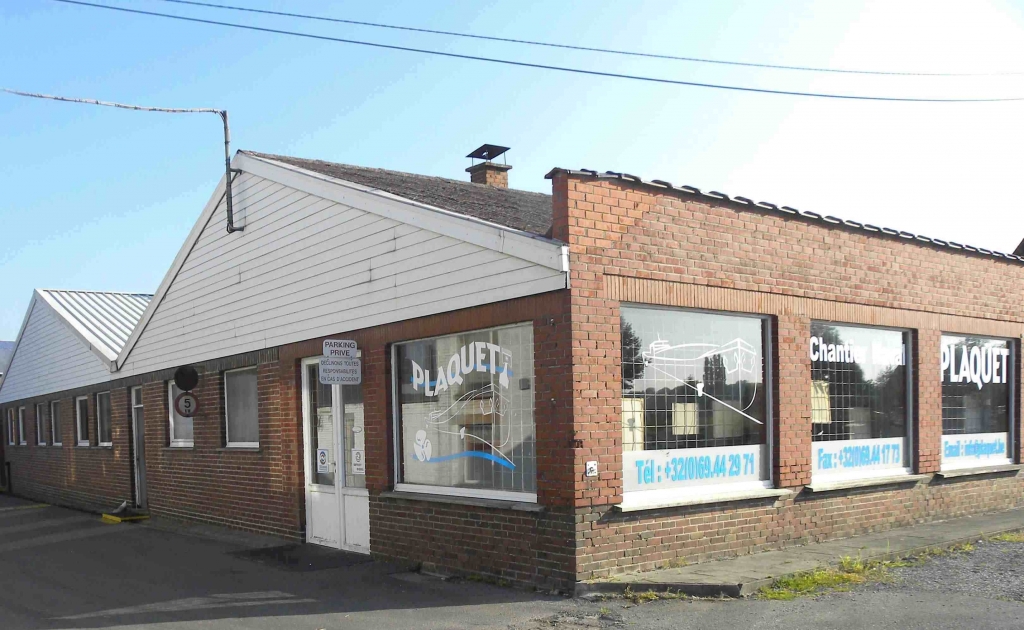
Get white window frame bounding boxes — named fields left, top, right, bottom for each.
left=167, top=382, right=194, bottom=448
left=50, top=401, right=61, bottom=447
left=391, top=323, right=539, bottom=503
left=35, top=403, right=46, bottom=446
left=5, top=409, right=13, bottom=446
left=17, top=407, right=26, bottom=446
left=96, top=391, right=112, bottom=447
left=75, top=396, right=90, bottom=447
left=224, top=367, right=260, bottom=449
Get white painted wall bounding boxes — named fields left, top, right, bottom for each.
left=119, top=164, right=566, bottom=377
left=0, top=301, right=113, bottom=403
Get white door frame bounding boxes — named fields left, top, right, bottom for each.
left=301, top=357, right=369, bottom=554
left=131, top=386, right=147, bottom=509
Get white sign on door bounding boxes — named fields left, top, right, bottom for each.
left=319, top=357, right=361, bottom=385
left=323, top=339, right=358, bottom=358
left=316, top=448, right=330, bottom=474
left=351, top=449, right=365, bottom=475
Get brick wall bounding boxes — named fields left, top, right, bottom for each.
left=279, top=289, right=576, bottom=590
left=0, top=352, right=304, bottom=539
left=550, top=170, right=1024, bottom=581
left=0, top=387, right=133, bottom=512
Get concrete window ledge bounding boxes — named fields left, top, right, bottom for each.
left=378, top=491, right=545, bottom=513
left=935, top=464, right=1024, bottom=479
left=615, top=488, right=794, bottom=513
left=806, top=473, right=930, bottom=493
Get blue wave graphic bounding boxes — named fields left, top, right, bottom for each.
left=425, top=451, right=516, bottom=470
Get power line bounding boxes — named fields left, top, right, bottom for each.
left=49, top=0, right=1024, bottom=103
left=1, top=88, right=222, bottom=115
left=2, top=87, right=244, bottom=233
left=157, top=0, right=1023, bottom=78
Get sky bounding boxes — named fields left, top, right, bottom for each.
left=2, top=0, right=1024, bottom=341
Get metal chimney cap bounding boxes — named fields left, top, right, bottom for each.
left=466, top=144, right=510, bottom=161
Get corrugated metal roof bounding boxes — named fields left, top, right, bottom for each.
left=37, top=290, right=153, bottom=362
left=547, top=168, right=1024, bottom=265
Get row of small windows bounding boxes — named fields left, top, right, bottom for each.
left=3, top=367, right=259, bottom=450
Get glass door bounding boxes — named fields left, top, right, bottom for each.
left=302, top=359, right=341, bottom=548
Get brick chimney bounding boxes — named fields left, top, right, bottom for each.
left=466, top=144, right=511, bottom=189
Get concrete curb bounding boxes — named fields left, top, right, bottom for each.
left=576, top=522, right=1024, bottom=599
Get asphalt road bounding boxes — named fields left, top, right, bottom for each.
left=0, top=492, right=1022, bottom=630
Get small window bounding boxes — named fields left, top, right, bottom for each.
left=35, top=403, right=46, bottom=446
left=17, top=407, right=26, bottom=445
left=76, top=397, right=90, bottom=446
left=168, top=383, right=194, bottom=448
left=96, top=392, right=112, bottom=447
left=224, top=368, right=259, bottom=448
left=5, top=409, right=13, bottom=446
left=50, top=401, right=62, bottom=446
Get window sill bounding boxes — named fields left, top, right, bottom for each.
left=217, top=447, right=261, bottom=453
left=935, top=464, right=1023, bottom=479
left=163, top=446, right=194, bottom=452
left=615, top=488, right=794, bottom=513
left=806, top=473, right=930, bottom=493
left=379, top=490, right=546, bottom=513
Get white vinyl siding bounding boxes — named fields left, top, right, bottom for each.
left=168, top=383, right=194, bottom=448
left=224, top=367, right=259, bottom=448
left=118, top=165, right=566, bottom=377
left=35, top=403, right=46, bottom=446
left=50, top=401, right=61, bottom=446
left=0, top=302, right=113, bottom=404
left=75, top=397, right=89, bottom=446
left=96, top=391, right=112, bottom=447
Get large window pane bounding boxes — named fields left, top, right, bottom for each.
left=810, top=323, right=908, bottom=479
left=225, top=368, right=259, bottom=447
left=810, top=323, right=907, bottom=441
left=620, top=306, right=769, bottom=494
left=940, top=334, right=1012, bottom=469
left=306, top=363, right=335, bottom=486
left=343, top=383, right=366, bottom=489
left=168, top=383, right=194, bottom=446
left=396, top=323, right=535, bottom=496
left=96, top=392, right=112, bottom=445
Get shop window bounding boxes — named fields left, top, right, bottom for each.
left=50, top=401, right=61, bottom=446
left=75, top=397, right=89, bottom=446
left=394, top=323, right=536, bottom=501
left=35, top=403, right=46, bottom=446
left=167, top=383, right=194, bottom=448
left=620, top=306, right=771, bottom=500
left=810, top=322, right=910, bottom=481
left=5, top=409, right=13, bottom=445
left=96, top=392, right=112, bottom=447
left=17, top=407, right=26, bottom=446
left=224, top=368, right=259, bottom=448
left=940, top=335, right=1013, bottom=470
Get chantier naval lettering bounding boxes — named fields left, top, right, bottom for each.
left=809, top=336, right=904, bottom=366
left=940, top=344, right=1010, bottom=390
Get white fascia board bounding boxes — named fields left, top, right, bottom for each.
left=235, top=153, right=567, bottom=272
left=0, top=292, right=39, bottom=400
left=115, top=173, right=229, bottom=371
left=35, top=291, right=118, bottom=367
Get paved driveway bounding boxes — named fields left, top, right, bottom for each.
left=0, top=494, right=564, bottom=629
left=2, top=492, right=1023, bottom=630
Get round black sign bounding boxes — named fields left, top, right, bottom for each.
left=173, top=366, right=199, bottom=392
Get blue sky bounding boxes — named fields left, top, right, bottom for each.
left=2, top=0, right=1024, bottom=340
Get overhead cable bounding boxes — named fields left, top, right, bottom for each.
left=156, top=0, right=1024, bottom=78
left=51, top=0, right=1024, bottom=103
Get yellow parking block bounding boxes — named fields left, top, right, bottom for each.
left=102, top=514, right=151, bottom=524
